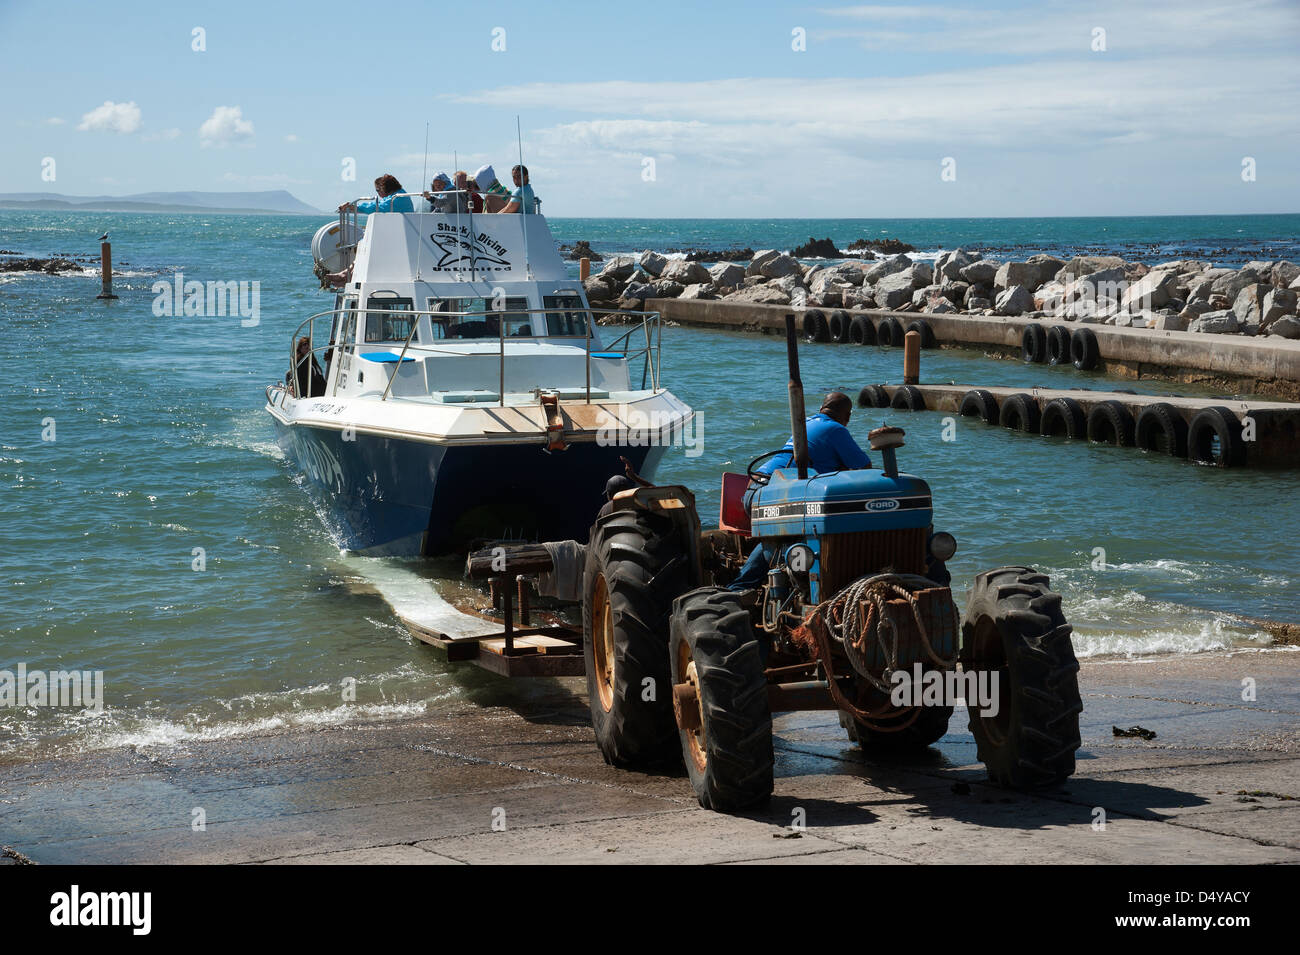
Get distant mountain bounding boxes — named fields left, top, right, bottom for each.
left=0, top=190, right=322, bottom=215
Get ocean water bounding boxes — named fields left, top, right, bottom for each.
left=2, top=210, right=1298, bottom=761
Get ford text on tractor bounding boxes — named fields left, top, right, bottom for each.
left=582, top=315, right=1083, bottom=810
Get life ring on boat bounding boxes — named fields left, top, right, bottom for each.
left=311, top=219, right=364, bottom=274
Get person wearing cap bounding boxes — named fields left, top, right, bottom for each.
left=421, top=172, right=455, bottom=212
left=474, top=164, right=512, bottom=212
left=596, top=474, right=637, bottom=518
left=496, top=164, right=537, bottom=214
left=727, top=392, right=871, bottom=592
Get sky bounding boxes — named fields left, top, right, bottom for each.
left=2, top=0, right=1298, bottom=218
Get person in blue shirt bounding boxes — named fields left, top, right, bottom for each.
left=729, top=392, right=872, bottom=592
left=497, top=164, right=537, bottom=214
left=339, top=174, right=414, bottom=215
left=753, top=392, right=872, bottom=482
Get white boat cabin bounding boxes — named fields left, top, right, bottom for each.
left=302, top=208, right=652, bottom=406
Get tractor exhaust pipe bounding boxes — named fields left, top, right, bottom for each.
left=784, top=314, right=809, bottom=480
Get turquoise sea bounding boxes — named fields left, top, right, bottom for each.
left=3, top=210, right=1298, bottom=760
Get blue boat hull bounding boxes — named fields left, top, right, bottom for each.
left=272, top=421, right=664, bottom=556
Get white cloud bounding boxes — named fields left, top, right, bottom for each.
left=77, top=101, right=142, bottom=134
left=199, top=106, right=255, bottom=148
left=284, top=134, right=298, bottom=143
left=43, top=117, right=65, bottom=126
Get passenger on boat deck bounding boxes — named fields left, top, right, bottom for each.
left=447, top=171, right=485, bottom=214
left=338, top=174, right=415, bottom=214
left=474, top=164, right=511, bottom=212
left=420, top=173, right=454, bottom=212
left=289, top=337, right=328, bottom=398
left=496, top=165, right=537, bottom=214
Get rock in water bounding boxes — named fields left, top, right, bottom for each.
left=567, top=240, right=603, bottom=262
left=791, top=237, right=842, bottom=258
left=847, top=237, right=914, bottom=254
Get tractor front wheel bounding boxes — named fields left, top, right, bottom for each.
left=582, top=508, right=689, bottom=769
left=961, top=566, right=1082, bottom=788
left=669, top=587, right=773, bottom=811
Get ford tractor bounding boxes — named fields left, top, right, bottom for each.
left=581, top=315, right=1082, bottom=811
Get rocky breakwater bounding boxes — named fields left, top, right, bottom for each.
left=583, top=246, right=1300, bottom=340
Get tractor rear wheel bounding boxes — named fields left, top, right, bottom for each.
left=582, top=508, right=689, bottom=768
left=961, top=566, right=1082, bottom=788
left=840, top=702, right=952, bottom=750
left=669, top=587, right=773, bottom=811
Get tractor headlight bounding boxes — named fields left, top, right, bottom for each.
left=785, top=544, right=815, bottom=574
left=929, top=532, right=957, bottom=562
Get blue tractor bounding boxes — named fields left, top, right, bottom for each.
left=581, top=316, right=1082, bottom=811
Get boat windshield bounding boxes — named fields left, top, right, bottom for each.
left=544, top=294, right=589, bottom=337
left=364, top=296, right=418, bottom=343
left=429, top=296, right=533, bottom=340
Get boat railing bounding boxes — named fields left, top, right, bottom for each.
left=282, top=306, right=662, bottom=407
left=330, top=189, right=534, bottom=275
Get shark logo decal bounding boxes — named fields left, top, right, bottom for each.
left=429, top=233, right=512, bottom=270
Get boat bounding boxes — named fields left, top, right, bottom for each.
left=265, top=188, right=694, bottom=556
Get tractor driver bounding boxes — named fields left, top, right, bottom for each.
left=728, top=391, right=871, bottom=592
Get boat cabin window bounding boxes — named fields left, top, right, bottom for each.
left=364, top=296, right=418, bottom=343
left=544, top=294, right=589, bottom=337
left=337, top=298, right=358, bottom=343
left=430, top=296, right=533, bottom=339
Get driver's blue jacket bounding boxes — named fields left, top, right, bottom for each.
left=757, top=413, right=872, bottom=476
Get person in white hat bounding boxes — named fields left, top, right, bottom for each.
left=474, top=164, right=512, bottom=212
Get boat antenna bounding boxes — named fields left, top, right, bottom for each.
left=517, top=115, right=532, bottom=280
left=416, top=122, right=429, bottom=282
left=453, top=149, right=462, bottom=283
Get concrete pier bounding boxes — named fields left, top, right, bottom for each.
left=872, top=383, right=1300, bottom=467
left=650, top=299, right=1300, bottom=402
left=2, top=650, right=1296, bottom=864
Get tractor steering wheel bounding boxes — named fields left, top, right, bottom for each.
left=746, top=449, right=791, bottom=487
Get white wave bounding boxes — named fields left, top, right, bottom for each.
left=77, top=700, right=433, bottom=753
left=1072, top=610, right=1272, bottom=658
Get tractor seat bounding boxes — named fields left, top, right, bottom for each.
left=719, top=472, right=752, bottom=536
